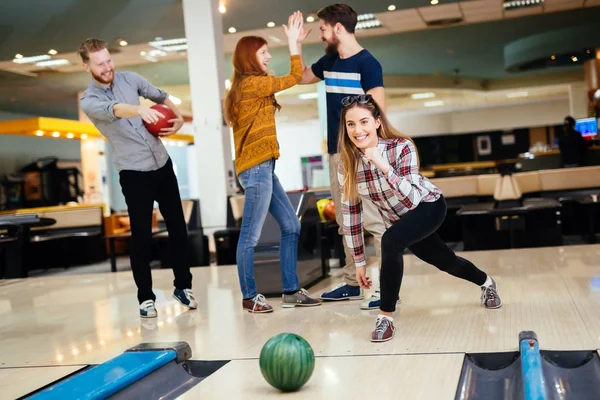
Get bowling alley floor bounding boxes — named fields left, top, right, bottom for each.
left=2, top=244, right=600, bottom=399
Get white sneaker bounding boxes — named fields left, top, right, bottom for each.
left=360, top=290, right=401, bottom=310
left=140, top=300, right=157, bottom=318
left=173, top=288, right=198, bottom=309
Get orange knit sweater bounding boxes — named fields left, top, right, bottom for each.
left=233, top=55, right=303, bottom=175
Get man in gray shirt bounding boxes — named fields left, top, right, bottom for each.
left=79, top=37, right=197, bottom=318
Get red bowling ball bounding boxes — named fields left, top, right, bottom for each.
left=143, top=104, right=177, bottom=136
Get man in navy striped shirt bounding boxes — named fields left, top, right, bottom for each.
left=298, top=3, right=392, bottom=309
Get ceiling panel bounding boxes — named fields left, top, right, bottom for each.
left=418, top=3, right=463, bottom=23
left=504, top=4, right=544, bottom=18
left=544, top=0, right=585, bottom=12
left=460, top=0, right=504, bottom=23
left=378, top=9, right=428, bottom=33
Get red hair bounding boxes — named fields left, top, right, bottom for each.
left=224, top=36, right=280, bottom=126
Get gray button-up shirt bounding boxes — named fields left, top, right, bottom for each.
left=80, top=71, right=170, bottom=172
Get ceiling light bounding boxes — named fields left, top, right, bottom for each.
left=66, top=133, right=74, bottom=139
left=218, top=4, right=226, bottom=13
left=411, top=92, right=435, bottom=99
left=81, top=134, right=88, bottom=140
left=431, top=0, right=439, bottom=4
left=119, top=40, right=128, bottom=46
left=52, top=132, right=60, bottom=138
left=503, top=0, right=543, bottom=10
left=550, top=55, right=556, bottom=60
left=424, top=100, right=444, bottom=107
left=13, top=54, right=51, bottom=64
left=356, top=14, right=383, bottom=30
left=48, top=49, right=57, bottom=55
left=228, top=27, right=236, bottom=33
left=306, top=16, right=315, bottom=22
left=35, top=59, right=71, bottom=67
left=506, top=91, right=528, bottom=98
left=35, top=130, right=44, bottom=137
left=267, top=21, right=275, bottom=28
left=388, top=5, right=396, bottom=11
left=169, top=95, right=182, bottom=105
left=148, top=38, right=187, bottom=53
left=14, top=53, right=23, bottom=59
left=572, top=56, right=578, bottom=62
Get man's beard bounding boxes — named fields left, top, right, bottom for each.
left=92, top=69, right=114, bottom=84
left=324, top=34, right=340, bottom=56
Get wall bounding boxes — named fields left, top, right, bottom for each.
left=273, top=119, right=324, bottom=191
left=388, top=98, right=570, bottom=137
left=0, top=111, right=82, bottom=178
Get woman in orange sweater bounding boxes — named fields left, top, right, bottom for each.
left=224, top=12, right=320, bottom=313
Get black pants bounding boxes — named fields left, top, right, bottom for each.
left=119, top=158, right=192, bottom=303
left=380, top=196, right=487, bottom=312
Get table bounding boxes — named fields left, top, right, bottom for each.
left=0, top=214, right=56, bottom=278
left=575, top=194, right=600, bottom=244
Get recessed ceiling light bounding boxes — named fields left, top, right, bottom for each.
left=267, top=21, right=275, bottom=28
left=424, top=100, right=444, bottom=107
left=412, top=92, right=436, bottom=99
left=388, top=5, right=396, bottom=11
left=306, top=16, right=315, bottom=22
left=572, top=56, right=578, bottom=62
left=14, top=53, right=23, bottom=59
left=431, top=0, right=439, bottom=4
left=119, top=40, right=128, bottom=46
left=48, top=49, right=57, bottom=55
left=13, top=54, right=51, bottom=64
left=550, top=55, right=556, bottom=60
left=66, top=133, right=74, bottom=139
left=228, top=27, right=236, bottom=33
left=35, top=59, right=71, bottom=67
left=81, top=134, right=88, bottom=140
left=35, top=130, right=44, bottom=137
left=218, top=4, right=226, bottom=13
left=52, top=131, right=60, bottom=138
left=506, top=91, right=528, bottom=98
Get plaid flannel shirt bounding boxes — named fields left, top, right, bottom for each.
left=337, top=138, right=442, bottom=267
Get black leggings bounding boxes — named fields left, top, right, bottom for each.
left=379, top=196, right=487, bottom=312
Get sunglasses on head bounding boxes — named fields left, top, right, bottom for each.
left=341, top=94, right=372, bottom=107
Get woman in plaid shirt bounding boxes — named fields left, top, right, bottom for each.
left=337, top=94, right=502, bottom=342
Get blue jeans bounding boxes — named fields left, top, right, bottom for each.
left=236, top=159, right=301, bottom=299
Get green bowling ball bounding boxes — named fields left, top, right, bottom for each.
left=259, top=333, right=315, bottom=392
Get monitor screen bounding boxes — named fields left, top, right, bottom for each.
left=575, top=117, right=598, bottom=138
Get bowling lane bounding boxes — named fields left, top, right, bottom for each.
left=1, top=245, right=597, bottom=369
left=178, top=354, right=465, bottom=399
left=0, top=365, right=85, bottom=399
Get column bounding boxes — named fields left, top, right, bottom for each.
left=568, top=82, right=588, bottom=119
left=584, top=49, right=600, bottom=118
left=316, top=80, right=330, bottom=185
left=182, top=0, right=236, bottom=231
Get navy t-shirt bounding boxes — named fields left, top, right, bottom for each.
left=311, top=49, right=383, bottom=154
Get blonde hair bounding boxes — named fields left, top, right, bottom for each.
left=338, top=95, right=418, bottom=201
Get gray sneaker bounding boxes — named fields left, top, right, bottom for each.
left=282, top=288, right=322, bottom=308
left=481, top=278, right=502, bottom=309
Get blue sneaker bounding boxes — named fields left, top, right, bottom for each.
left=140, top=300, right=157, bottom=318
left=173, top=288, right=198, bottom=309
left=360, top=291, right=401, bottom=310
left=320, top=283, right=363, bottom=301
